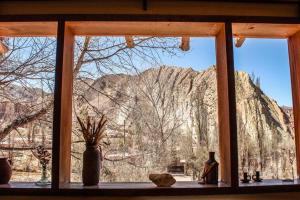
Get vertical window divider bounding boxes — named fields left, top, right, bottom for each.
left=224, top=22, right=239, bottom=189
left=52, top=20, right=74, bottom=189
left=216, top=22, right=239, bottom=188
left=52, top=20, right=65, bottom=190
left=288, top=30, right=300, bottom=180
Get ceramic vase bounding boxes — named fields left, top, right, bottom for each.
left=82, top=145, right=101, bottom=186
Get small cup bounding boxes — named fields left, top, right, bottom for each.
left=252, top=171, right=263, bottom=182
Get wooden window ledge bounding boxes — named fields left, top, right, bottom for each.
left=0, top=182, right=51, bottom=189
left=239, top=179, right=300, bottom=187
left=60, top=181, right=230, bottom=189
left=1, top=180, right=300, bottom=196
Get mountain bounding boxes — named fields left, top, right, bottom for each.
left=72, top=65, right=295, bottom=181
left=0, top=84, right=52, bottom=181
left=0, top=65, right=295, bottom=182
left=235, top=70, right=295, bottom=179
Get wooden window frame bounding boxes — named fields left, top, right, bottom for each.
left=0, top=16, right=300, bottom=196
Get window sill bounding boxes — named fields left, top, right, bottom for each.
left=239, top=179, right=300, bottom=187
left=0, top=182, right=51, bottom=189
left=0, top=181, right=230, bottom=196
left=59, top=181, right=230, bottom=196
left=61, top=181, right=229, bottom=189
left=1, top=180, right=300, bottom=196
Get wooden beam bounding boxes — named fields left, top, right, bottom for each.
left=0, top=22, right=57, bottom=37
left=233, top=23, right=300, bottom=39
left=59, top=23, right=74, bottom=185
left=288, top=31, right=300, bottom=179
left=0, top=40, right=8, bottom=55
left=67, top=22, right=223, bottom=37
left=180, top=37, right=190, bottom=51
left=52, top=21, right=74, bottom=188
left=216, top=23, right=238, bottom=186
left=125, top=36, right=134, bottom=48
left=234, top=37, right=246, bottom=48
left=0, top=0, right=297, bottom=17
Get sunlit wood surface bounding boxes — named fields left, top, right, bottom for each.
left=233, top=23, right=300, bottom=38
left=66, top=22, right=223, bottom=37
left=0, top=22, right=57, bottom=37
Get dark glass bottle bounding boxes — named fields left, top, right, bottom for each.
left=203, top=152, right=219, bottom=184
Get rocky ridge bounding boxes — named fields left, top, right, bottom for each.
left=0, top=65, right=295, bottom=181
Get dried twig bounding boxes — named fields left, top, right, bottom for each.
left=77, top=114, right=107, bottom=146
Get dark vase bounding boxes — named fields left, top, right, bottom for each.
left=82, top=145, right=101, bottom=186
left=203, top=152, right=219, bottom=184
left=0, top=157, right=12, bottom=184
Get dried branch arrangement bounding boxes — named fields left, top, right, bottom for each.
left=77, top=115, right=107, bottom=146
left=33, top=145, right=51, bottom=167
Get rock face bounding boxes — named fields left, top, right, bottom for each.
left=149, top=173, right=176, bottom=187
left=72, top=65, right=295, bottom=181
left=235, top=71, right=295, bottom=179
left=0, top=65, right=295, bottom=182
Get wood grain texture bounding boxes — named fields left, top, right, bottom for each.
left=0, top=0, right=298, bottom=17
left=233, top=23, right=300, bottom=38
left=216, top=23, right=239, bottom=186
left=180, top=37, right=190, bottom=51
left=0, top=22, right=57, bottom=36
left=59, top=24, right=74, bottom=185
left=288, top=31, right=300, bottom=179
left=52, top=21, right=74, bottom=189
left=66, top=22, right=223, bottom=37
left=216, top=24, right=232, bottom=185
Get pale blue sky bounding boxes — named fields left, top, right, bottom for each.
left=160, top=37, right=293, bottom=107
left=160, top=37, right=216, bottom=69
left=234, top=38, right=292, bottom=107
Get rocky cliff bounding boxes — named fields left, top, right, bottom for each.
left=0, top=65, right=295, bottom=182
left=71, top=65, right=295, bottom=181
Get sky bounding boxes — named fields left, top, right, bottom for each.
left=160, top=37, right=293, bottom=107
left=12, top=36, right=292, bottom=106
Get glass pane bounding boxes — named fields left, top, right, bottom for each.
left=0, top=36, right=56, bottom=182
left=71, top=36, right=219, bottom=182
left=234, top=38, right=296, bottom=182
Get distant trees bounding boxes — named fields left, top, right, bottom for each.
left=0, top=37, right=56, bottom=142
left=250, top=72, right=261, bottom=88
left=129, top=67, right=183, bottom=170
left=1, top=36, right=296, bottom=182
left=236, top=71, right=296, bottom=179
left=0, top=36, right=180, bottom=142
left=0, top=36, right=182, bottom=180
left=71, top=37, right=182, bottom=180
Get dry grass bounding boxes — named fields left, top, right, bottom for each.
left=77, top=115, right=107, bottom=146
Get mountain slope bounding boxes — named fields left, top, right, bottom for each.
left=72, top=65, right=295, bottom=181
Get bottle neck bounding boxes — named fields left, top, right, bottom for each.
left=209, top=152, right=215, bottom=161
